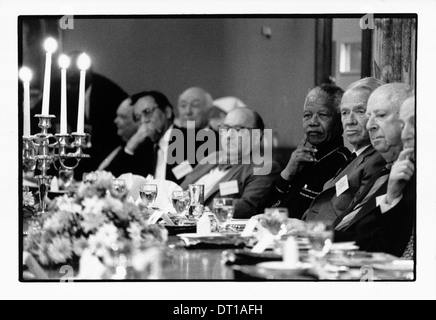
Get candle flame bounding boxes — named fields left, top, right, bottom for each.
left=19, top=67, right=33, bottom=82
left=77, top=53, right=91, bottom=71
left=58, top=54, right=71, bottom=69
left=44, top=37, right=58, bottom=53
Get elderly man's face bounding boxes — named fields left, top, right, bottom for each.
left=366, top=90, right=403, bottom=163
left=340, top=90, right=371, bottom=150
left=114, top=98, right=139, bottom=142
left=302, top=92, right=336, bottom=146
left=399, top=98, right=415, bottom=151
left=177, top=88, right=209, bottom=128
left=133, top=96, right=171, bottom=136
left=220, top=109, right=258, bottom=162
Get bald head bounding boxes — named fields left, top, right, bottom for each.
left=177, top=87, right=213, bottom=128
left=224, top=108, right=264, bottom=130
left=366, top=83, right=413, bottom=163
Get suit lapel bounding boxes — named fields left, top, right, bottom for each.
left=342, top=179, right=388, bottom=230
left=325, top=146, right=376, bottom=190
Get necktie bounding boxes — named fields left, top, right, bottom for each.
left=335, top=172, right=389, bottom=231
left=154, top=144, right=166, bottom=179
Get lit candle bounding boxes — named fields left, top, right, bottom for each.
left=76, top=53, right=91, bottom=134
left=19, top=67, right=33, bottom=137
left=58, top=54, right=71, bottom=135
left=41, top=37, right=58, bottom=116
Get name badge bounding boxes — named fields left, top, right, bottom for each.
left=335, top=175, right=350, bottom=197
left=219, top=180, right=239, bottom=196
left=172, top=160, right=194, bottom=180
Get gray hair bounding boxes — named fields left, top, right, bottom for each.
left=345, top=77, right=385, bottom=101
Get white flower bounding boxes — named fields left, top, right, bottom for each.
left=81, top=213, right=107, bottom=234
left=47, top=236, right=73, bottom=264
left=82, top=196, right=106, bottom=215
left=23, top=191, right=35, bottom=207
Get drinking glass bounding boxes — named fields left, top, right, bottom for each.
left=59, top=169, right=74, bottom=190
left=305, top=221, right=334, bottom=267
left=111, top=179, right=127, bottom=199
left=262, top=208, right=289, bottom=238
left=172, top=190, right=191, bottom=216
left=188, top=184, right=205, bottom=218
left=83, top=172, right=98, bottom=185
left=139, top=184, right=158, bottom=209
left=212, top=198, right=235, bottom=232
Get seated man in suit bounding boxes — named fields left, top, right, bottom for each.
left=302, top=77, right=387, bottom=223
left=180, top=108, right=281, bottom=219
left=105, top=90, right=217, bottom=184
left=97, top=97, right=140, bottom=173
left=333, top=84, right=415, bottom=258
left=174, top=87, right=214, bottom=129
left=264, top=83, right=351, bottom=219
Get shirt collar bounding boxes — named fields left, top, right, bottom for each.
left=353, top=144, right=370, bottom=157
left=158, top=124, right=174, bottom=149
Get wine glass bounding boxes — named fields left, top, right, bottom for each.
left=83, top=172, right=98, bottom=185
left=139, top=184, right=158, bottom=210
left=59, top=169, right=74, bottom=191
left=212, top=198, right=235, bottom=232
left=172, top=190, right=191, bottom=216
left=305, top=221, right=334, bottom=267
left=111, top=179, right=127, bottom=199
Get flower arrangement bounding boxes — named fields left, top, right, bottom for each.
left=23, top=187, right=37, bottom=219
left=24, top=171, right=168, bottom=269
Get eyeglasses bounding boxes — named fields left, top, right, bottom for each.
left=133, top=106, right=159, bottom=122
left=218, top=124, right=255, bottom=132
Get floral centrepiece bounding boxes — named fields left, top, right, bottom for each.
left=24, top=171, right=168, bottom=273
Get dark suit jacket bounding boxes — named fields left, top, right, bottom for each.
left=105, top=125, right=219, bottom=185
left=180, top=152, right=281, bottom=219
left=264, top=136, right=351, bottom=219
left=334, top=172, right=416, bottom=258
left=303, top=145, right=386, bottom=223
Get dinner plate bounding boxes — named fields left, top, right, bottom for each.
left=177, top=233, right=223, bottom=238
left=257, top=261, right=313, bottom=270
left=330, top=242, right=359, bottom=251
left=372, top=260, right=414, bottom=272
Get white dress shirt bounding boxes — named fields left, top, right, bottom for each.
left=194, top=167, right=230, bottom=198
left=353, top=144, right=370, bottom=157
left=154, top=125, right=174, bottom=180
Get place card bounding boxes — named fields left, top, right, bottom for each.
left=197, top=213, right=211, bottom=235
left=240, top=218, right=258, bottom=237
left=219, top=180, right=239, bottom=196
left=161, top=212, right=176, bottom=226
left=146, top=210, right=163, bottom=225
left=251, top=232, right=276, bottom=253
left=335, top=175, right=349, bottom=197
left=172, top=160, right=194, bottom=180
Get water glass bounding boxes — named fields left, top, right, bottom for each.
left=83, top=172, right=98, bottom=185
left=212, top=198, right=235, bottom=231
left=139, top=184, right=158, bottom=209
left=263, top=208, right=289, bottom=238
left=305, top=221, right=334, bottom=266
left=188, top=184, right=205, bottom=218
left=172, top=190, right=191, bottom=216
left=111, top=179, right=127, bottom=199
left=59, top=169, right=74, bottom=190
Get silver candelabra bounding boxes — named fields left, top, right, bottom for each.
left=22, top=114, right=90, bottom=214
